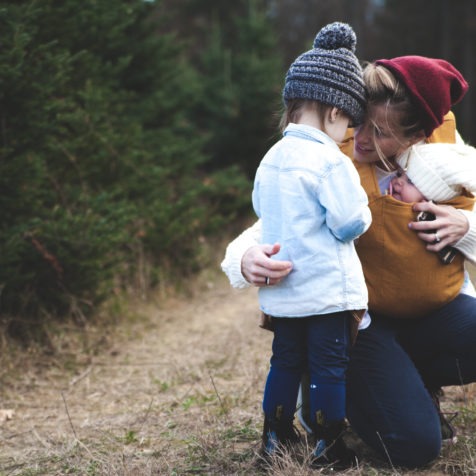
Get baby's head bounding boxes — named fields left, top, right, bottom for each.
left=389, top=168, right=426, bottom=203
left=392, top=142, right=476, bottom=203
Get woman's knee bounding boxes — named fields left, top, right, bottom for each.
left=388, top=436, right=441, bottom=469
left=347, top=393, right=442, bottom=469
left=373, top=425, right=441, bottom=469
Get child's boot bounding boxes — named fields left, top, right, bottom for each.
left=310, top=419, right=358, bottom=469
left=261, top=405, right=300, bottom=458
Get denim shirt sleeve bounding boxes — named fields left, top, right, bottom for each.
left=317, top=156, right=372, bottom=242
left=251, top=181, right=261, bottom=219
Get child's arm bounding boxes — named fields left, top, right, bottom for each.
left=318, top=156, right=372, bottom=242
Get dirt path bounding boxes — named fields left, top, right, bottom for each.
left=0, top=267, right=474, bottom=475
left=0, top=271, right=274, bottom=475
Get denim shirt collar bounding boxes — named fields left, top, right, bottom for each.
left=283, top=123, right=340, bottom=151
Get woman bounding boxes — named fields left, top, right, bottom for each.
left=221, top=55, right=476, bottom=469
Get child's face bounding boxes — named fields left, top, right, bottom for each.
left=389, top=168, right=426, bottom=203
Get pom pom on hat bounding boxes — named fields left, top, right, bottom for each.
left=397, top=142, right=476, bottom=202
left=376, top=56, right=468, bottom=137
left=283, top=22, right=366, bottom=126
left=313, top=21, right=357, bottom=51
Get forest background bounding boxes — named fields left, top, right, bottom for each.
left=1, top=0, right=476, bottom=340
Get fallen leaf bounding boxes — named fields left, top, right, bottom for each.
left=0, top=409, right=14, bottom=424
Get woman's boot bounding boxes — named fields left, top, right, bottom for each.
left=310, top=419, right=358, bottom=469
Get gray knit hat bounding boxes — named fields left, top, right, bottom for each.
left=283, top=22, right=366, bottom=125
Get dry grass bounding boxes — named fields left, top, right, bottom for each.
left=0, top=259, right=475, bottom=475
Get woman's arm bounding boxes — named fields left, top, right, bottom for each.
left=455, top=210, right=476, bottom=262
left=409, top=201, right=476, bottom=263
left=221, top=219, right=293, bottom=288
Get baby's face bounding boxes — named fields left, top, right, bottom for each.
left=389, top=168, right=426, bottom=203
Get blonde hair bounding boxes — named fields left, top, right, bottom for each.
left=363, top=62, right=425, bottom=170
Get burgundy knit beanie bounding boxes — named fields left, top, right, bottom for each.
left=375, top=56, right=468, bottom=137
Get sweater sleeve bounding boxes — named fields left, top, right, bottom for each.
left=451, top=129, right=476, bottom=262
left=221, top=219, right=262, bottom=288
left=454, top=209, right=476, bottom=264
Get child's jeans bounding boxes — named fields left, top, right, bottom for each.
left=263, top=312, right=352, bottom=424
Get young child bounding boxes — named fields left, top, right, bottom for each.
left=252, top=22, right=371, bottom=468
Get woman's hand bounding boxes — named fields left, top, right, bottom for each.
left=241, top=243, right=293, bottom=287
left=409, top=201, right=469, bottom=251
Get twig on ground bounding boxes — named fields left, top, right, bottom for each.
left=61, top=391, right=78, bottom=441
left=137, top=397, right=154, bottom=432
left=209, top=371, right=228, bottom=418
left=69, top=365, right=92, bottom=387
left=376, top=430, right=400, bottom=475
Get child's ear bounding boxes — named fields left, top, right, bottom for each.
left=329, top=107, right=340, bottom=123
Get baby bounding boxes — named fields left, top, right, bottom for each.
left=391, top=142, right=476, bottom=203
left=390, top=142, right=476, bottom=263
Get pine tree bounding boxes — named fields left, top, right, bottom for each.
left=0, top=0, right=223, bottom=331
left=164, top=0, right=284, bottom=178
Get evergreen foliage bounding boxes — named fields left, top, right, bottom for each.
left=0, top=0, right=259, bottom=331
left=5, top=0, right=472, bottom=336
left=159, top=0, right=284, bottom=178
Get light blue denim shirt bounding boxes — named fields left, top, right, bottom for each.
left=252, top=123, right=372, bottom=317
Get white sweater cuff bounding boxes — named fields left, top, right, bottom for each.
left=455, top=210, right=476, bottom=264
left=221, top=220, right=262, bottom=288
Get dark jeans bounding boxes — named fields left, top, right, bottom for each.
left=271, top=312, right=351, bottom=378
left=346, top=293, right=476, bottom=468
left=264, top=313, right=351, bottom=424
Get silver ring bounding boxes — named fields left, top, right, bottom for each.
left=434, top=232, right=441, bottom=244
left=265, top=276, right=270, bottom=286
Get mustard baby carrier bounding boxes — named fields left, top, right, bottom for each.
left=342, top=113, right=475, bottom=318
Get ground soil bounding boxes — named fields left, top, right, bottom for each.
left=0, top=264, right=474, bottom=475
left=0, top=269, right=274, bottom=475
